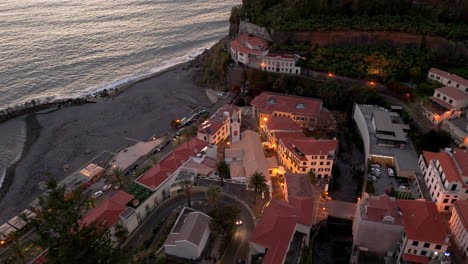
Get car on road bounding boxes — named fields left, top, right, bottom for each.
left=399, top=185, right=408, bottom=190
left=388, top=168, right=395, bottom=177
left=92, top=191, right=103, bottom=198
left=101, top=184, right=112, bottom=192
left=371, top=168, right=381, bottom=176
left=235, top=220, right=243, bottom=225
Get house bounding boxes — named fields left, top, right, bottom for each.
left=133, top=138, right=215, bottom=224
left=395, top=199, right=451, bottom=264
left=277, top=137, right=337, bottom=179
left=225, top=130, right=277, bottom=187
left=418, top=149, right=468, bottom=212
left=197, top=104, right=241, bottom=145
left=352, top=194, right=405, bottom=259
left=261, top=115, right=304, bottom=148
left=449, top=200, right=468, bottom=259
left=249, top=173, right=322, bottom=264
left=428, top=68, right=468, bottom=93
left=164, top=207, right=211, bottom=260
left=251, top=92, right=336, bottom=131
left=424, top=68, right=468, bottom=125
left=230, top=34, right=269, bottom=67
left=353, top=104, right=420, bottom=179
left=82, top=191, right=139, bottom=242
left=444, top=114, right=468, bottom=148
left=261, top=54, right=301, bottom=75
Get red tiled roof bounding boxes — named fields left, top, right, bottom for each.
left=251, top=92, right=323, bottom=117
left=198, top=104, right=240, bottom=135
left=250, top=200, right=297, bottom=264
left=265, top=54, right=295, bottom=59
left=280, top=137, right=337, bottom=157
left=403, top=253, right=429, bottom=264
left=454, top=200, right=468, bottom=231
left=82, top=191, right=135, bottom=228
left=365, top=195, right=404, bottom=226
left=273, top=131, right=305, bottom=139
left=136, top=138, right=209, bottom=189
left=266, top=116, right=302, bottom=131
left=289, top=196, right=314, bottom=226
left=435, top=86, right=468, bottom=101
left=397, top=200, right=449, bottom=245
left=429, top=96, right=454, bottom=110
left=238, top=34, right=268, bottom=50
left=429, top=68, right=468, bottom=87
left=230, top=39, right=265, bottom=55
left=452, top=148, right=468, bottom=177
left=422, top=151, right=463, bottom=183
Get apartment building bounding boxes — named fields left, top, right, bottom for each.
left=261, top=54, right=301, bottom=75
left=251, top=92, right=336, bottom=131
left=277, top=137, right=337, bottom=179
left=418, top=149, right=468, bottom=212
left=395, top=199, right=450, bottom=264
left=449, top=200, right=468, bottom=259
left=428, top=68, right=468, bottom=92
left=261, top=115, right=303, bottom=148
left=197, top=104, right=241, bottom=145
left=230, top=34, right=269, bottom=66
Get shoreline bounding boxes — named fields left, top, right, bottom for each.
left=0, top=46, right=212, bottom=124
left=0, top=115, right=42, bottom=201
left=0, top=37, right=225, bottom=223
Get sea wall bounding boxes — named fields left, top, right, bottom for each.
left=238, top=20, right=468, bottom=60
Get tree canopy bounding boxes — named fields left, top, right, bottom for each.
left=209, top=205, right=241, bottom=235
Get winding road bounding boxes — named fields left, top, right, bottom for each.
left=121, top=190, right=255, bottom=263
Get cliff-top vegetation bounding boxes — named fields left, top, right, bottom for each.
left=240, top=0, right=467, bottom=40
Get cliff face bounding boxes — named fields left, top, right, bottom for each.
left=238, top=20, right=468, bottom=61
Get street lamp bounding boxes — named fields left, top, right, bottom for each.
left=263, top=117, right=268, bottom=122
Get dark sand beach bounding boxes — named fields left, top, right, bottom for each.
left=0, top=64, right=211, bottom=223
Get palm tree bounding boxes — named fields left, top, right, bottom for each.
left=6, top=233, right=26, bottom=264
left=248, top=172, right=268, bottom=205
left=206, top=186, right=221, bottom=208
left=180, top=180, right=194, bottom=208
left=216, top=161, right=230, bottom=187
left=111, top=167, right=125, bottom=185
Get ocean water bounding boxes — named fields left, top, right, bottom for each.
left=0, top=0, right=239, bottom=187
left=0, top=0, right=239, bottom=110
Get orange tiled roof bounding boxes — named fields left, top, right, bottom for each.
left=280, top=137, right=337, bottom=157
left=251, top=92, right=323, bottom=117
left=82, top=191, right=135, bottom=228
left=429, top=68, right=468, bottom=87
left=422, top=151, right=464, bottom=183
left=397, top=200, right=449, bottom=245
left=266, top=116, right=301, bottom=131
left=435, top=86, right=468, bottom=100
left=238, top=34, right=268, bottom=50
left=365, top=195, right=404, bottom=226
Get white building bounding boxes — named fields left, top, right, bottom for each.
left=164, top=207, right=211, bottom=260
left=418, top=148, right=468, bottom=212
left=261, top=54, right=301, bottom=75
left=449, top=200, right=468, bottom=260
left=230, top=34, right=269, bottom=66
left=197, top=104, right=242, bottom=145
left=428, top=68, right=468, bottom=93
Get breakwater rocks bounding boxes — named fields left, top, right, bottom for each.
left=0, top=89, right=116, bottom=123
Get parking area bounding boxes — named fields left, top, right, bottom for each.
left=369, top=163, right=412, bottom=197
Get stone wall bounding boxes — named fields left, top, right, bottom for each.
left=238, top=20, right=272, bottom=41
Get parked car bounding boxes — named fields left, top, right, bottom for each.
left=371, top=164, right=380, bottom=169
left=101, top=184, right=112, bottom=192
left=388, top=168, right=395, bottom=177
left=371, top=168, right=381, bottom=176
left=92, top=191, right=103, bottom=198
left=399, top=185, right=408, bottom=190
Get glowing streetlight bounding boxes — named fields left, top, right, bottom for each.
left=327, top=73, right=333, bottom=77
left=263, top=117, right=268, bottom=122
left=369, top=81, right=375, bottom=86
left=260, top=62, right=266, bottom=67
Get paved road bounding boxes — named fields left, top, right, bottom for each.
left=121, top=191, right=254, bottom=263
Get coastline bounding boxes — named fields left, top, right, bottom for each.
left=0, top=37, right=224, bottom=223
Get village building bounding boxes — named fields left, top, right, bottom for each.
left=353, top=104, right=420, bottom=179
left=229, top=34, right=269, bottom=67
left=164, top=207, right=211, bottom=260
left=225, top=130, right=277, bottom=188
left=251, top=92, right=336, bottom=131
left=423, top=68, right=468, bottom=126
left=197, top=104, right=241, bottom=145
left=249, top=173, right=323, bottom=264
left=449, top=200, right=468, bottom=260
left=418, top=148, right=468, bottom=212
left=352, top=196, right=451, bottom=263
left=261, top=54, right=300, bottom=75
left=82, top=191, right=139, bottom=242
left=277, top=137, right=337, bottom=178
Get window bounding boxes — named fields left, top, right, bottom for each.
left=448, top=80, right=451, bottom=84
left=423, top=243, right=430, bottom=248
left=443, top=96, right=447, bottom=100
left=303, top=162, right=306, bottom=165
left=430, top=74, right=434, bottom=77
left=444, top=206, right=450, bottom=210
left=327, top=162, right=330, bottom=165
left=451, top=184, right=457, bottom=191
left=443, top=199, right=449, bottom=203
left=320, top=162, right=324, bottom=165
left=437, top=93, right=440, bottom=97
left=311, top=162, right=316, bottom=165
left=320, top=156, right=324, bottom=159
left=421, top=250, right=427, bottom=256
left=435, top=245, right=442, bottom=250
left=302, top=168, right=306, bottom=172
left=451, top=199, right=457, bottom=203
left=449, top=99, right=453, bottom=104
left=412, top=241, right=419, bottom=246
